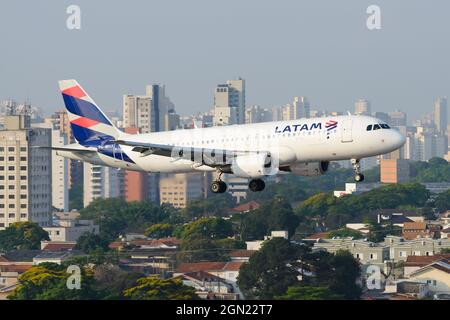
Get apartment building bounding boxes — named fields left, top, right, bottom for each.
left=0, top=115, right=52, bottom=230
left=159, top=173, right=206, bottom=208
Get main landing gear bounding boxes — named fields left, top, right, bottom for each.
left=211, top=172, right=227, bottom=194
left=210, top=175, right=266, bottom=194
left=351, top=159, right=365, bottom=182
left=249, top=179, right=265, bottom=192
left=211, top=180, right=227, bottom=193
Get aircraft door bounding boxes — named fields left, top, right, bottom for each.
left=341, top=119, right=353, bottom=143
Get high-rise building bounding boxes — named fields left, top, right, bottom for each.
left=280, top=97, right=310, bottom=121
left=0, top=115, right=52, bottom=230
left=146, top=84, right=175, bottom=132
left=409, top=128, right=447, bottom=161
left=83, top=163, right=124, bottom=208
left=33, top=122, right=69, bottom=212
left=388, top=110, right=407, bottom=127
left=49, top=110, right=82, bottom=189
left=213, top=78, right=246, bottom=126
left=159, top=173, right=206, bottom=208
left=434, top=97, right=448, bottom=133
left=245, top=105, right=272, bottom=124
left=123, top=85, right=175, bottom=204
left=123, top=128, right=148, bottom=202
left=354, top=99, right=371, bottom=115
left=281, top=104, right=294, bottom=121
left=123, top=84, right=175, bottom=133
left=123, top=95, right=153, bottom=133
left=293, top=96, right=310, bottom=119
left=380, top=159, right=410, bottom=184
left=374, top=112, right=389, bottom=123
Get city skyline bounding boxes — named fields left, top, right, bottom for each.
left=1, top=1, right=450, bottom=121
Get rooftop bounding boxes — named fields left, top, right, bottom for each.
left=405, top=254, right=450, bottom=267
left=230, top=200, right=261, bottom=213
left=176, top=262, right=243, bottom=273
left=42, top=242, right=77, bottom=251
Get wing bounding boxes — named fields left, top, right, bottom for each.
left=114, top=139, right=267, bottom=168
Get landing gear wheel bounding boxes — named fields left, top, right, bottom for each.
left=351, top=159, right=364, bottom=183
left=249, top=179, right=265, bottom=192
left=354, top=173, right=365, bottom=182
left=211, top=181, right=227, bottom=193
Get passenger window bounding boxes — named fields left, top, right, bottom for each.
left=373, top=124, right=381, bottom=130
left=380, top=124, right=390, bottom=129
left=366, top=125, right=372, bottom=131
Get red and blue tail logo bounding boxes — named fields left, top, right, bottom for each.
left=325, top=120, right=338, bottom=131
left=58, top=80, right=120, bottom=146
left=59, top=80, right=135, bottom=164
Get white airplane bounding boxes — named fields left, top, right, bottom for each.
left=52, top=80, right=405, bottom=193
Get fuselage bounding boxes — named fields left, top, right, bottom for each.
left=58, top=114, right=405, bottom=175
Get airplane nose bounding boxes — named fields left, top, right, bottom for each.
left=392, top=130, right=406, bottom=149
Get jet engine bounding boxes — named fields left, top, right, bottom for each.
left=226, top=153, right=274, bottom=178
left=282, top=161, right=329, bottom=176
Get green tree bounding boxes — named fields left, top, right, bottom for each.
left=328, top=228, right=364, bottom=239
left=144, top=223, right=174, bottom=238
left=328, top=250, right=362, bottom=299
left=181, top=217, right=233, bottom=239
left=276, top=285, right=343, bottom=300
left=123, top=277, right=198, bottom=300
left=412, top=158, right=450, bottom=183
left=0, top=222, right=49, bottom=251
left=183, top=193, right=235, bottom=219
left=8, top=263, right=97, bottom=300
left=79, top=198, right=179, bottom=242
left=237, top=238, right=303, bottom=299
left=92, top=264, right=143, bottom=300
left=367, top=222, right=401, bottom=243
left=234, top=197, right=300, bottom=241
left=434, top=190, right=450, bottom=213
left=75, top=232, right=110, bottom=254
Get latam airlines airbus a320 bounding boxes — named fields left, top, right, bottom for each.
left=51, top=80, right=406, bottom=193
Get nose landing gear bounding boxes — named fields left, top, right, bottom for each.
left=351, top=159, right=365, bottom=182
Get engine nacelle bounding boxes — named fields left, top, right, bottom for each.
left=229, top=153, right=274, bottom=178
left=285, top=161, right=329, bottom=177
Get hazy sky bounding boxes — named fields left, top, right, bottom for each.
left=1, top=0, right=450, bottom=123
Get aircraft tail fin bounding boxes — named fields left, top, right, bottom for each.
left=58, top=79, right=121, bottom=146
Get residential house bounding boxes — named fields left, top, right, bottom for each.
left=177, top=271, right=239, bottom=300
left=174, top=261, right=244, bottom=298
left=441, top=227, right=450, bottom=239
left=246, top=230, right=289, bottom=251
left=40, top=241, right=77, bottom=251
left=229, top=200, right=261, bottom=216
left=404, top=254, right=450, bottom=277
left=385, top=236, right=450, bottom=261
left=302, top=232, right=331, bottom=242
left=229, top=250, right=256, bottom=263
left=44, top=219, right=99, bottom=242
left=402, top=222, right=440, bottom=240
left=110, top=238, right=181, bottom=276
left=408, top=260, right=450, bottom=294
left=32, top=250, right=86, bottom=265
left=312, top=238, right=389, bottom=269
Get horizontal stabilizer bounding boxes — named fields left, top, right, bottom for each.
left=33, top=146, right=97, bottom=153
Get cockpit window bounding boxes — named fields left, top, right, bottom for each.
left=380, top=123, right=390, bottom=129
left=373, top=124, right=381, bottom=130
left=366, top=125, right=373, bottom=131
